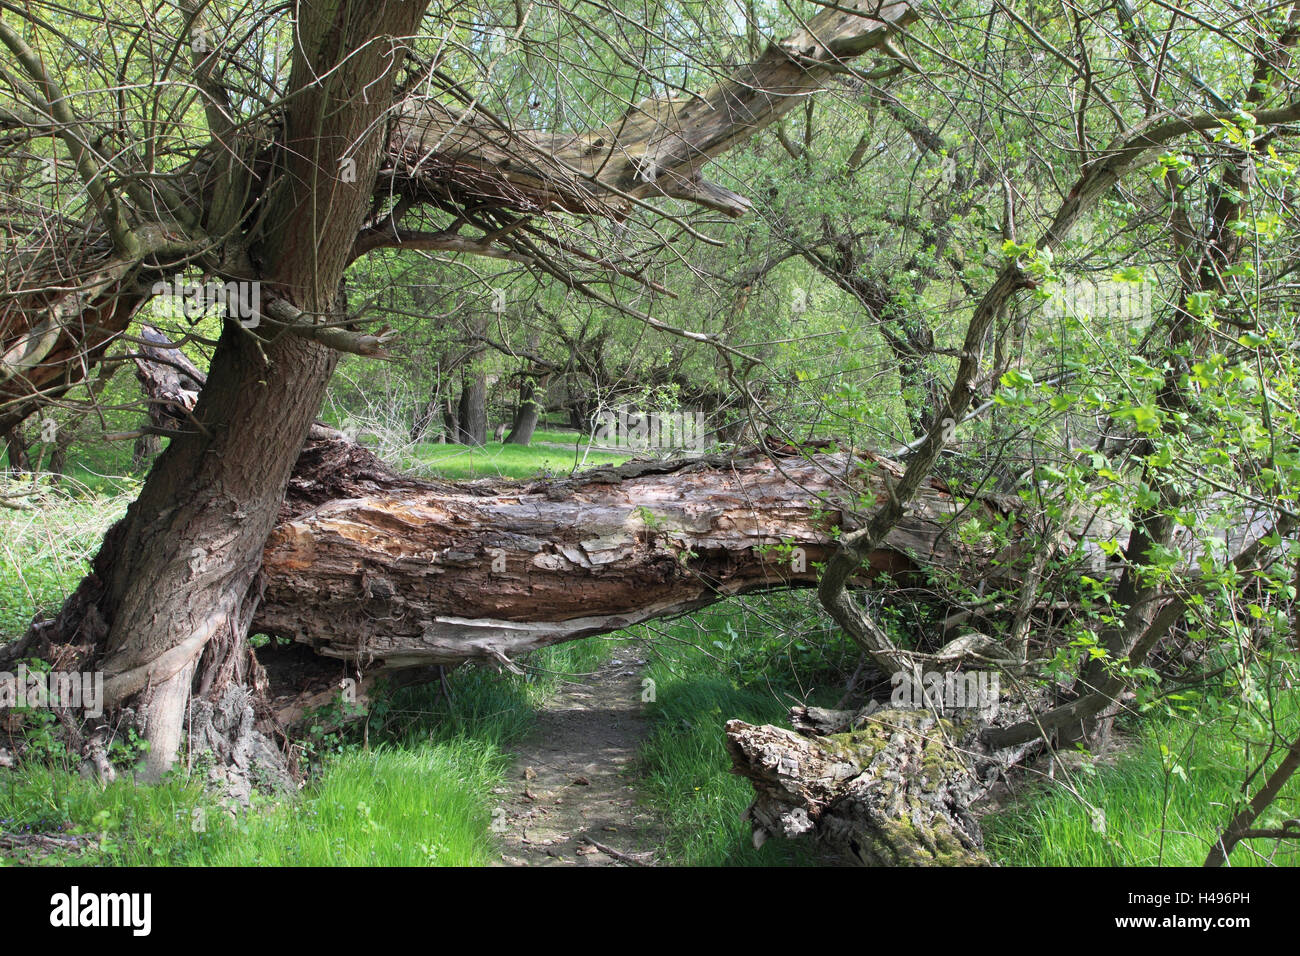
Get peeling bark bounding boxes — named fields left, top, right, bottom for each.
left=255, top=441, right=1028, bottom=670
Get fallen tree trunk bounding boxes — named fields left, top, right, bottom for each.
left=258, top=440, right=1028, bottom=670
left=105, top=338, right=1038, bottom=732
left=725, top=694, right=1044, bottom=866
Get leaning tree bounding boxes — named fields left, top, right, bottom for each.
left=0, top=0, right=918, bottom=781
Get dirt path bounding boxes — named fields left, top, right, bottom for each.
left=491, top=657, right=665, bottom=866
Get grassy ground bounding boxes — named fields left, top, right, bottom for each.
left=631, top=596, right=853, bottom=866
left=0, top=638, right=618, bottom=865
left=0, top=482, right=135, bottom=640
left=529, top=427, right=601, bottom=447
left=399, top=438, right=627, bottom=480
left=984, top=690, right=1300, bottom=867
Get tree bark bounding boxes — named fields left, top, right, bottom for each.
left=2, top=426, right=30, bottom=473
left=129, top=434, right=162, bottom=475
left=725, top=710, right=992, bottom=866
left=456, top=367, right=488, bottom=446
left=453, top=314, right=490, bottom=446
left=505, top=369, right=547, bottom=445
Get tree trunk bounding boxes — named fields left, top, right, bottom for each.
left=31, top=0, right=432, bottom=782
left=70, top=327, right=339, bottom=782
left=81, top=344, right=1086, bottom=681
left=440, top=395, right=458, bottom=444
left=254, top=439, right=1033, bottom=670
left=130, top=434, right=162, bottom=474
left=2, top=426, right=30, bottom=473
left=455, top=315, right=489, bottom=446
left=505, top=370, right=547, bottom=445
left=456, top=368, right=487, bottom=446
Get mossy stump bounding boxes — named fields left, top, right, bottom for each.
left=725, top=708, right=990, bottom=866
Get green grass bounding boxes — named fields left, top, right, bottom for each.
left=985, top=692, right=1300, bottom=866
left=0, top=744, right=503, bottom=866
left=0, top=484, right=134, bottom=640
left=0, top=638, right=622, bottom=866
left=640, top=665, right=819, bottom=865
left=633, top=598, right=846, bottom=866
left=1, top=430, right=142, bottom=640
left=529, top=427, right=596, bottom=447
left=399, top=439, right=628, bottom=480
left=194, top=743, right=507, bottom=866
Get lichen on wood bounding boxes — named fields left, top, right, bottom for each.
left=726, top=709, right=992, bottom=866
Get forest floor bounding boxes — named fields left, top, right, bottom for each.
left=491, top=656, right=665, bottom=866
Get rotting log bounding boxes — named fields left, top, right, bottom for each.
left=724, top=693, right=1047, bottom=866
left=717, top=620, right=1073, bottom=868
left=725, top=710, right=993, bottom=866
left=257, top=441, right=1030, bottom=671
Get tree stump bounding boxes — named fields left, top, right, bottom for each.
left=725, top=709, right=992, bottom=866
